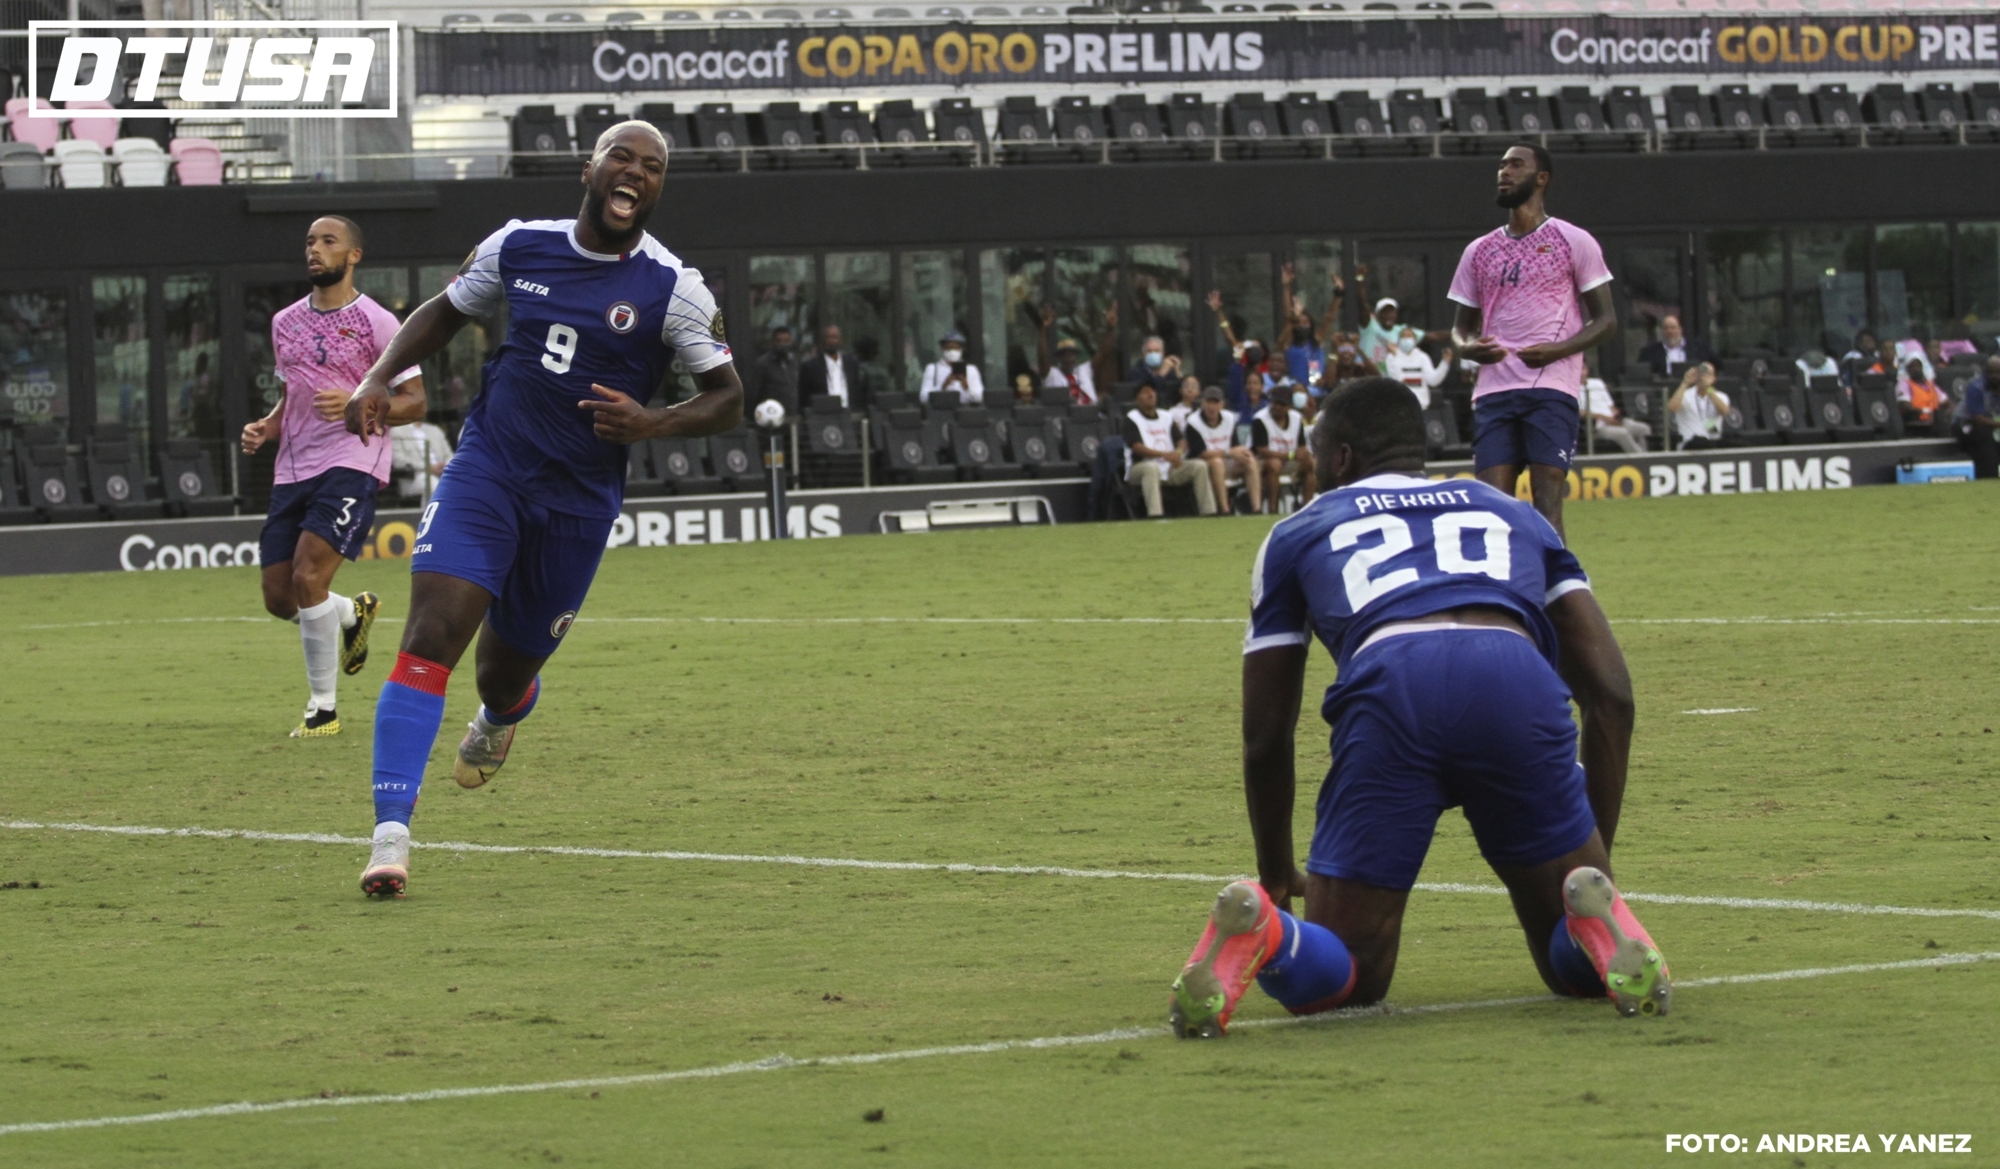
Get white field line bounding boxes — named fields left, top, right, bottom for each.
left=1681, top=707, right=1759, bottom=715
left=2, top=950, right=1995, bottom=1139
left=7, top=819, right=2000, bottom=923
left=18, top=614, right=2000, bottom=632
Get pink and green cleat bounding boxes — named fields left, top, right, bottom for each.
left=1563, top=866, right=1671, bottom=1018
left=1170, top=881, right=1287, bottom=1038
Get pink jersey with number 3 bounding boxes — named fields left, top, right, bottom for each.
left=269, top=293, right=419, bottom=486
left=1446, top=217, right=1612, bottom=402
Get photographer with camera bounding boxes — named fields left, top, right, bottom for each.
left=918, top=329, right=984, bottom=404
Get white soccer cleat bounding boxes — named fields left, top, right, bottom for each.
left=360, top=824, right=411, bottom=899
left=454, top=714, right=515, bottom=790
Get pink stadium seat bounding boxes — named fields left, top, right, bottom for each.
left=64, top=101, right=121, bottom=149
left=169, top=136, right=224, bottom=185
left=6, top=97, right=60, bottom=152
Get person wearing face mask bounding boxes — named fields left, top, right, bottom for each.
left=919, top=329, right=985, bottom=404
left=1251, top=386, right=1316, bottom=511
left=1126, top=334, right=1183, bottom=400
left=1358, top=297, right=1402, bottom=370
left=1379, top=326, right=1453, bottom=410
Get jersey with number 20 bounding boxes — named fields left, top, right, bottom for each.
left=1245, top=473, right=1590, bottom=675
left=446, top=218, right=732, bottom=520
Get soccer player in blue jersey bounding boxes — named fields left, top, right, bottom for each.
left=338, top=122, right=743, bottom=898
left=1170, top=377, right=1669, bottom=1035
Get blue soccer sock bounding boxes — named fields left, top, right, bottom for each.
left=1548, top=918, right=1607, bottom=997
left=1255, top=911, right=1358, bottom=1015
left=481, top=675, right=540, bottom=727
left=372, top=652, right=450, bottom=827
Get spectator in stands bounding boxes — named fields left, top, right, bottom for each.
left=800, top=324, right=864, bottom=409
left=1356, top=298, right=1403, bottom=371
left=1184, top=385, right=1258, bottom=514
left=1125, top=334, right=1182, bottom=400
left=1668, top=362, right=1730, bottom=450
left=1251, top=387, right=1315, bottom=511
left=918, top=329, right=983, bottom=404
left=1950, top=356, right=2000, bottom=479
left=1898, top=357, right=1948, bottom=432
left=1278, top=263, right=1343, bottom=393
left=1205, top=289, right=1273, bottom=414
left=1794, top=347, right=1839, bottom=384
left=1584, top=372, right=1651, bottom=454
left=1328, top=334, right=1373, bottom=387
left=1013, top=373, right=1036, bottom=404
left=750, top=326, right=800, bottom=417
left=390, top=419, right=454, bottom=500
left=1242, top=369, right=1268, bottom=419
left=1036, top=304, right=1114, bottom=405
left=1380, top=326, right=1451, bottom=409
left=1939, top=327, right=1978, bottom=364
left=1122, top=382, right=1216, bottom=518
left=1636, top=315, right=1715, bottom=380
left=1166, top=374, right=1202, bottom=427
left=1840, top=330, right=1880, bottom=385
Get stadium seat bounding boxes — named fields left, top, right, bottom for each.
left=1662, top=85, right=1720, bottom=149
left=1804, top=384, right=1873, bottom=443
left=1007, top=405, right=1063, bottom=474
left=1812, top=84, right=1864, bottom=145
left=0, top=141, right=46, bottom=190
left=648, top=436, right=724, bottom=495
left=1762, top=84, right=1830, bottom=149
left=1332, top=91, right=1411, bottom=156
left=1754, top=384, right=1803, bottom=444
left=757, top=101, right=837, bottom=169
left=933, top=96, right=986, bottom=148
left=803, top=396, right=859, bottom=455
left=1061, top=404, right=1108, bottom=469
left=705, top=427, right=764, bottom=491
left=1053, top=95, right=1107, bottom=147
left=948, top=408, right=1020, bottom=480
left=1283, top=91, right=1332, bottom=138
left=1388, top=89, right=1443, bottom=137
left=1864, top=83, right=1941, bottom=146
left=112, top=137, right=169, bottom=186
left=510, top=105, right=577, bottom=176
left=1106, top=93, right=1178, bottom=161
left=1446, top=87, right=1502, bottom=154
left=1968, top=82, right=2000, bottom=142
left=1501, top=86, right=1552, bottom=134
left=873, top=99, right=942, bottom=165
left=817, top=99, right=873, bottom=148
left=0, top=449, right=35, bottom=525
left=636, top=103, right=693, bottom=152
left=1422, top=402, right=1472, bottom=459
left=1726, top=386, right=1780, bottom=447
left=84, top=423, right=152, bottom=519
left=691, top=103, right=751, bottom=164
left=1916, top=83, right=1968, bottom=137
left=879, top=408, right=956, bottom=483
left=1165, top=92, right=1216, bottom=145
left=624, top=439, right=669, bottom=498
left=1712, top=84, right=1761, bottom=146
left=920, top=393, right=957, bottom=465
left=1714, top=378, right=1758, bottom=445
left=21, top=431, right=96, bottom=523
left=160, top=438, right=232, bottom=516
left=574, top=103, right=623, bottom=152
left=1617, top=385, right=1666, bottom=442
left=1852, top=382, right=1903, bottom=440
left=6, top=97, right=59, bottom=152
left=1603, top=86, right=1652, bottom=135
left=996, top=95, right=1052, bottom=143
left=53, top=139, right=108, bottom=188
left=1225, top=92, right=1300, bottom=159
left=63, top=101, right=120, bottom=149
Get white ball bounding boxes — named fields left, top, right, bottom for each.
left=753, top=399, right=787, bottom=430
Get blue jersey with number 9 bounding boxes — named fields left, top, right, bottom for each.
left=1245, top=472, right=1590, bottom=672
left=446, top=218, right=732, bottom=520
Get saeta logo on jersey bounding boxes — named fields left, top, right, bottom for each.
left=28, top=21, right=398, bottom=118
left=605, top=302, right=639, bottom=334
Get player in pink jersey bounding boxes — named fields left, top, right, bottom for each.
left=240, top=216, right=426, bottom=738
left=1448, top=144, right=1618, bottom=541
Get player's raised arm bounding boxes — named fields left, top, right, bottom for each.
left=1549, top=587, right=1636, bottom=852
left=1242, top=644, right=1311, bottom=909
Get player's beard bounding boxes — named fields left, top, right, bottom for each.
left=1495, top=180, right=1536, bottom=209
left=307, top=260, right=349, bottom=289
left=582, top=190, right=644, bottom=252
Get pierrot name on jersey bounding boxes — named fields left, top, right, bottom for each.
left=1245, top=472, right=1590, bottom=675
left=446, top=218, right=732, bottom=519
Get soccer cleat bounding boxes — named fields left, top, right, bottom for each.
left=453, top=716, right=514, bottom=789
left=340, top=592, right=380, bottom=676
left=289, top=707, right=340, bottom=738
left=1170, top=880, right=1286, bottom=1039
left=360, top=826, right=410, bottom=899
left=1563, top=866, right=1671, bottom=1018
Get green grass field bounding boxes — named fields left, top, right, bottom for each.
left=2, top=484, right=1997, bottom=1168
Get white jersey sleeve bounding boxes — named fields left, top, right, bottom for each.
left=445, top=220, right=520, bottom=318
left=658, top=262, right=732, bottom=374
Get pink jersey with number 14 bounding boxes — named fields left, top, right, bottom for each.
left=1446, top=217, right=1612, bottom=402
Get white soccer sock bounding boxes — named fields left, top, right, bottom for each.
left=373, top=821, right=409, bottom=843
left=328, top=591, right=356, bottom=630
left=298, top=596, right=343, bottom=712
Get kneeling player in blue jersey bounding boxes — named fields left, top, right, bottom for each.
left=339, top=122, right=743, bottom=897
left=1171, top=377, right=1668, bottom=1034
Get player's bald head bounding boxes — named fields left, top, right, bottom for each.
left=1312, top=377, right=1427, bottom=486
left=592, top=120, right=669, bottom=162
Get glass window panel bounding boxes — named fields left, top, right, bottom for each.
left=1354, top=253, right=1428, bottom=331
left=1616, top=248, right=1682, bottom=369
left=1126, top=243, right=1193, bottom=368
left=354, top=267, right=411, bottom=316
left=1703, top=230, right=1783, bottom=355
left=1874, top=223, right=1951, bottom=345
left=93, top=276, right=149, bottom=465
left=1963, top=223, right=2000, bottom=344
left=1291, top=239, right=1345, bottom=340
left=899, top=250, right=969, bottom=395
left=1210, top=252, right=1273, bottom=372
left=164, top=274, right=221, bottom=445
left=0, top=289, right=70, bottom=438
left=239, top=278, right=312, bottom=510
left=825, top=252, right=892, bottom=401
left=748, top=254, right=816, bottom=363
left=978, top=247, right=1045, bottom=400
left=418, top=264, right=497, bottom=427
left=1050, top=246, right=1120, bottom=382
left=1787, top=227, right=1869, bottom=355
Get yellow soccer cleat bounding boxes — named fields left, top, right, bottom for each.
left=290, top=707, right=340, bottom=738
left=340, top=592, right=380, bottom=676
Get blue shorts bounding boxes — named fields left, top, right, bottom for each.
left=260, top=467, right=379, bottom=565
left=1308, top=629, right=1597, bottom=891
left=409, top=461, right=612, bottom=659
left=1472, top=389, right=1581, bottom=471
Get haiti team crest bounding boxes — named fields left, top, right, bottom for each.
left=605, top=301, right=638, bottom=333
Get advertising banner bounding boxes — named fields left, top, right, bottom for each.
left=415, top=14, right=2000, bottom=97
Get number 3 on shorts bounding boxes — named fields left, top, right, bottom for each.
left=542, top=323, right=578, bottom=374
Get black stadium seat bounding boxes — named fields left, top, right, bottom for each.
left=1813, top=84, right=1864, bottom=145
left=706, top=427, right=764, bottom=491
left=1663, top=85, right=1724, bottom=150
left=1763, top=83, right=1835, bottom=148
left=1281, top=91, right=1333, bottom=138
left=1755, top=385, right=1804, bottom=444
left=1853, top=382, right=1903, bottom=440
left=754, top=101, right=817, bottom=148
left=1502, top=86, right=1552, bottom=135
left=817, top=99, right=874, bottom=148
left=1805, top=384, right=1874, bottom=443
left=84, top=422, right=152, bottom=519
left=1061, top=404, right=1108, bottom=470
left=637, top=103, right=692, bottom=152
left=1603, top=86, right=1651, bottom=135
left=511, top=104, right=577, bottom=176
left=1007, top=405, right=1062, bottom=475
left=160, top=438, right=232, bottom=516
left=1713, top=84, right=1762, bottom=144
left=1053, top=95, right=1107, bottom=147
left=874, top=99, right=929, bottom=146
left=1917, top=82, right=1968, bottom=136
left=693, top=102, right=751, bottom=150
left=1968, top=82, right=2000, bottom=143
left=0, top=450, right=35, bottom=525
left=625, top=438, right=668, bottom=498
left=880, top=408, right=956, bottom=483
left=1388, top=89, right=1442, bottom=137
left=574, top=103, right=622, bottom=152
left=996, top=94, right=1052, bottom=143
left=1107, top=93, right=1177, bottom=161
left=648, top=436, right=723, bottom=495
left=948, top=408, right=1019, bottom=480
left=933, top=96, right=985, bottom=148
left=1446, top=87, right=1502, bottom=155
left=20, top=428, right=97, bottom=523
left=1166, top=92, right=1216, bottom=146
left=1225, top=92, right=1298, bottom=159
